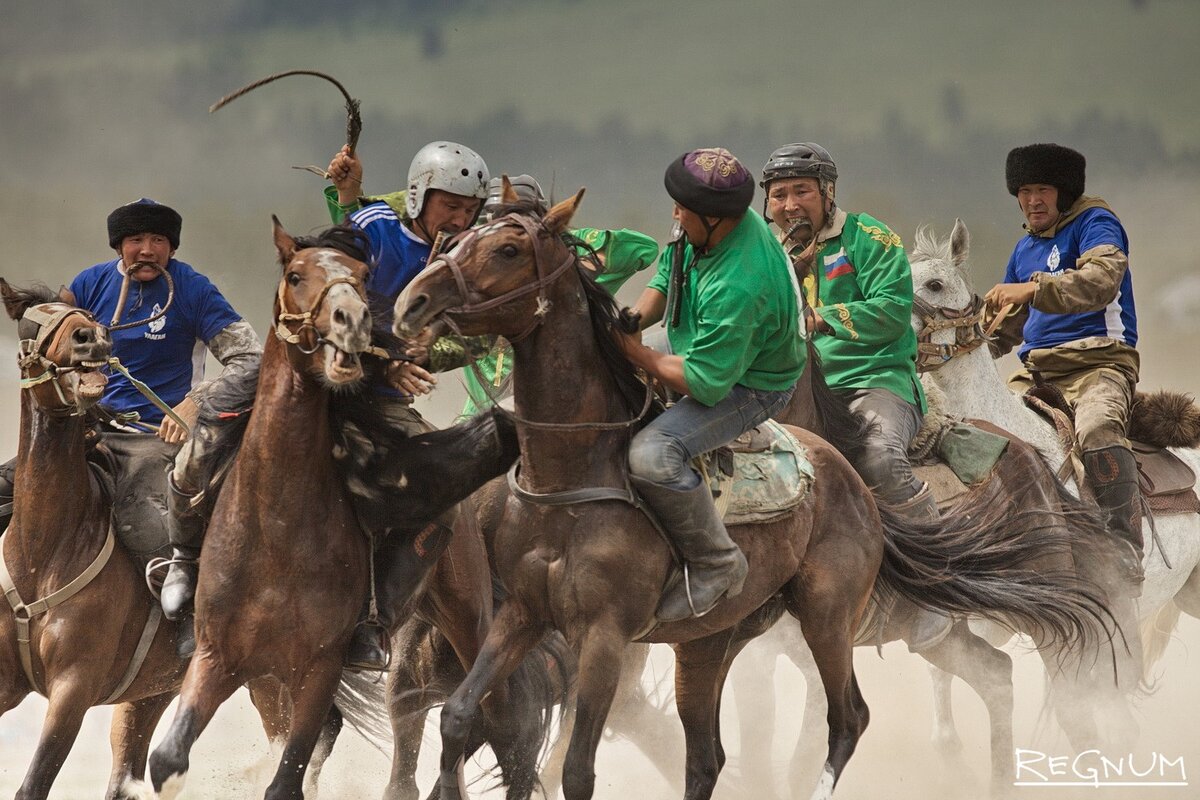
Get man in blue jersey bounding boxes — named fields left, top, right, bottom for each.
left=984, top=143, right=1143, bottom=590
left=2, top=200, right=261, bottom=633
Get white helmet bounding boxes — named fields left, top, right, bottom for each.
left=405, top=141, right=490, bottom=220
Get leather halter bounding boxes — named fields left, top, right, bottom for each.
left=273, top=270, right=363, bottom=354
left=912, top=293, right=988, bottom=373
left=16, top=304, right=104, bottom=414
left=431, top=213, right=577, bottom=344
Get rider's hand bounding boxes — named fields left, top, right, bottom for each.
left=327, top=145, right=363, bottom=205
left=805, top=308, right=831, bottom=335
left=386, top=361, right=436, bottom=397
left=158, top=396, right=197, bottom=444
left=984, top=281, right=1036, bottom=311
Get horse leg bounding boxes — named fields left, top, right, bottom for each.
left=105, top=693, right=175, bottom=800
left=602, top=643, right=684, bottom=792
left=537, top=688, right=576, bottom=800
left=672, top=632, right=735, bottom=800
left=303, top=701, right=343, bottom=800
left=928, top=666, right=964, bottom=761
left=148, top=655, right=242, bottom=799
left=783, top=625, right=826, bottom=793
left=919, top=621, right=1014, bottom=796
left=729, top=631, right=782, bottom=798
left=436, top=601, right=546, bottom=800
left=13, top=684, right=91, bottom=800
left=558, top=627, right=626, bottom=800
left=262, top=660, right=344, bottom=800
left=787, top=578, right=870, bottom=800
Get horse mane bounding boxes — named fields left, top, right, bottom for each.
left=2, top=281, right=62, bottom=322
left=804, top=339, right=874, bottom=464
left=561, top=230, right=650, bottom=420
left=292, top=223, right=371, bottom=266
left=909, top=225, right=954, bottom=269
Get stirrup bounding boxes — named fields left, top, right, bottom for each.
left=144, top=555, right=198, bottom=599
left=682, top=563, right=717, bottom=619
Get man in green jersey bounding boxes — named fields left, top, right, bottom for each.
left=622, top=148, right=805, bottom=623
left=761, top=143, right=948, bottom=649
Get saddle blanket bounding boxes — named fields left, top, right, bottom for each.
left=703, top=420, right=815, bottom=525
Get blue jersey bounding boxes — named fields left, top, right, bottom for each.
left=1004, top=206, right=1137, bottom=360
left=70, top=259, right=242, bottom=423
left=348, top=202, right=432, bottom=299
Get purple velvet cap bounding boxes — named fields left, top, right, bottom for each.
left=664, top=148, right=755, bottom=218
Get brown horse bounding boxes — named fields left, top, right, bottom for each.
left=393, top=191, right=1113, bottom=800
left=0, top=281, right=187, bottom=800
left=148, top=220, right=556, bottom=800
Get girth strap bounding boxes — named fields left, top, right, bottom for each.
left=0, top=529, right=116, bottom=695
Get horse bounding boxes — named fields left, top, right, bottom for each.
left=907, top=218, right=1200, bottom=749
left=0, top=281, right=187, bottom=800
left=393, top=188, right=1114, bottom=800
left=147, top=219, right=556, bottom=800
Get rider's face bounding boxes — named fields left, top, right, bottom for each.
left=117, top=233, right=174, bottom=282
left=672, top=204, right=719, bottom=248
left=1017, top=184, right=1062, bottom=233
left=765, top=177, right=827, bottom=244
left=418, top=190, right=482, bottom=240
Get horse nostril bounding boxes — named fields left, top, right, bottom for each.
left=333, top=308, right=348, bottom=326
left=72, top=328, right=92, bottom=344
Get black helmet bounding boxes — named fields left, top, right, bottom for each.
left=484, top=174, right=547, bottom=217
left=759, top=142, right=838, bottom=188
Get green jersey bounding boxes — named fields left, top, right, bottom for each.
left=797, top=210, right=925, bottom=410
left=647, top=213, right=805, bottom=407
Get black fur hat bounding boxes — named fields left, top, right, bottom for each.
left=1005, top=144, right=1086, bottom=212
left=107, top=198, right=182, bottom=250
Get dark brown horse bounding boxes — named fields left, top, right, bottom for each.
left=393, top=190, right=1113, bottom=800
left=0, top=281, right=188, bottom=800
left=148, top=220, right=555, bottom=800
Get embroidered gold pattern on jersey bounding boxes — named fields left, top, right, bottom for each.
left=834, top=303, right=858, bottom=340
left=856, top=221, right=902, bottom=250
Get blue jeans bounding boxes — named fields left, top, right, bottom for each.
left=628, top=384, right=794, bottom=492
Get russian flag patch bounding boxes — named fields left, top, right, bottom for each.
left=823, top=248, right=855, bottom=280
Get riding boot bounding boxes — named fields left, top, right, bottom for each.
left=1083, top=445, right=1145, bottom=597
left=346, top=522, right=456, bottom=671
left=0, top=458, right=14, bottom=535
left=896, top=484, right=954, bottom=652
left=159, top=476, right=207, bottom=629
left=631, top=477, right=749, bottom=624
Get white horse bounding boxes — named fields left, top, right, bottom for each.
left=908, top=219, right=1200, bottom=749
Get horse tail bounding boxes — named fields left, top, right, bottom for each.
left=872, top=486, right=1117, bottom=657
left=334, top=669, right=394, bottom=753
left=1139, top=601, right=1182, bottom=691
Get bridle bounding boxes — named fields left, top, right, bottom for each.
left=16, top=303, right=105, bottom=415
left=273, top=260, right=365, bottom=355
left=430, top=213, right=577, bottom=345
left=912, top=292, right=989, bottom=373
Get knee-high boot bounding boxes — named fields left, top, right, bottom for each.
left=1083, top=445, right=1144, bottom=596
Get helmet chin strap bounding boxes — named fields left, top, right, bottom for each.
left=695, top=215, right=721, bottom=256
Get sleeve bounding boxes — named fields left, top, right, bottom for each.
left=324, top=185, right=361, bottom=225
left=821, top=219, right=914, bottom=346
left=1003, top=248, right=1018, bottom=284
left=347, top=211, right=386, bottom=268
left=68, top=270, right=90, bottom=308
left=1030, top=213, right=1129, bottom=315
left=186, top=270, right=244, bottom=344
left=593, top=229, right=660, bottom=295
left=427, top=334, right=498, bottom=373
left=645, top=246, right=673, bottom=297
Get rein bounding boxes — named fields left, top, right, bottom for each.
left=273, top=268, right=389, bottom=360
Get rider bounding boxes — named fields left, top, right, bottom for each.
left=60, top=200, right=258, bottom=631
left=984, top=143, right=1143, bottom=591
left=458, top=174, right=661, bottom=419
left=759, top=143, right=948, bottom=649
left=622, top=148, right=805, bottom=622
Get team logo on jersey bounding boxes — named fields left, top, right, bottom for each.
left=823, top=248, right=855, bottom=280
left=145, top=304, right=167, bottom=340
left=1047, top=244, right=1061, bottom=271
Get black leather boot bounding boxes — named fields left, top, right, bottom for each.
left=1084, top=445, right=1144, bottom=597
left=160, top=476, right=206, bottom=624
left=632, top=477, right=748, bottom=623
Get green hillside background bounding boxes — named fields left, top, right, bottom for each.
left=2, top=0, right=1197, bottom=424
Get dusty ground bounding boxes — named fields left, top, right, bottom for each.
left=2, top=613, right=1197, bottom=799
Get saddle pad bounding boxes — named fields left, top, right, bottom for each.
left=913, top=463, right=969, bottom=511
left=711, top=420, right=814, bottom=526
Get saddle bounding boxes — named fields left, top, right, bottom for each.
left=909, top=417, right=1012, bottom=510
left=699, top=420, right=815, bottom=525
left=1021, top=388, right=1200, bottom=515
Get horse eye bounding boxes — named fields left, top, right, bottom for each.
left=287, top=272, right=302, bottom=286
left=927, top=279, right=944, bottom=292
left=499, top=244, right=519, bottom=258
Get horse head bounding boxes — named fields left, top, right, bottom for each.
left=394, top=177, right=585, bottom=343
left=908, top=219, right=989, bottom=372
left=1, top=278, right=111, bottom=414
left=271, top=217, right=373, bottom=387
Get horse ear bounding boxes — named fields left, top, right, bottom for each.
left=0, top=278, right=21, bottom=321
left=950, top=218, right=970, bottom=268
left=501, top=174, right=519, bottom=206
left=272, top=215, right=297, bottom=268
left=57, top=286, right=76, bottom=306
left=544, top=188, right=585, bottom=235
